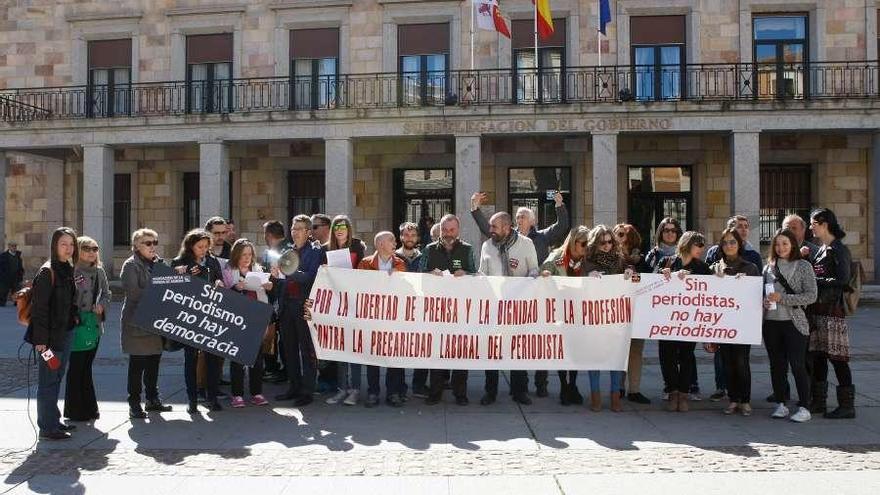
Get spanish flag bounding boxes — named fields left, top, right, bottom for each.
left=532, top=0, right=554, bottom=40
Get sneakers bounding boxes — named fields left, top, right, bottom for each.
left=231, top=396, right=246, bottom=408
left=723, top=402, right=739, bottom=415
left=709, top=389, right=727, bottom=402
left=790, top=407, right=812, bottom=423
left=771, top=403, right=790, bottom=419
left=688, top=392, right=702, bottom=402
left=325, top=389, right=347, bottom=405
left=251, top=395, right=269, bottom=406
left=411, top=386, right=429, bottom=399
left=386, top=394, right=404, bottom=407
left=626, top=392, right=651, bottom=404
left=343, top=389, right=359, bottom=406
left=740, top=403, right=752, bottom=416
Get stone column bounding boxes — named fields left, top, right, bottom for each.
left=324, top=138, right=354, bottom=217
left=455, top=135, right=481, bottom=249
left=730, top=130, right=761, bottom=230
left=83, top=145, right=115, bottom=275
left=0, top=152, right=6, bottom=249
left=199, top=142, right=230, bottom=226
left=872, top=132, right=880, bottom=280
left=592, top=132, right=618, bottom=226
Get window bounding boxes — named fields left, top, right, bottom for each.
left=113, top=174, right=131, bottom=246
left=287, top=171, right=325, bottom=226
left=87, top=39, right=132, bottom=117
left=290, top=28, right=339, bottom=110
left=508, top=167, right=571, bottom=229
left=393, top=169, right=454, bottom=245
left=753, top=14, right=808, bottom=99
left=627, top=166, right=692, bottom=253
left=398, top=23, right=450, bottom=106
left=512, top=19, right=566, bottom=103
left=186, top=33, right=233, bottom=113
left=759, top=164, right=812, bottom=244
left=630, top=16, right=686, bottom=101
left=182, top=171, right=233, bottom=233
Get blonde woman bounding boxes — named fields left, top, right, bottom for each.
left=64, top=236, right=111, bottom=422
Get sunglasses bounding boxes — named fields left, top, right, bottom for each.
left=599, top=239, right=614, bottom=246
left=141, top=240, right=158, bottom=247
left=81, top=246, right=99, bottom=253
left=333, top=225, right=349, bottom=232
left=722, top=239, right=739, bottom=246
left=662, top=228, right=678, bottom=234
left=311, top=224, right=329, bottom=230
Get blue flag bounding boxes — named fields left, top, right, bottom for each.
left=599, top=0, right=612, bottom=35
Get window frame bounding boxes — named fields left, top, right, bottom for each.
left=512, top=46, right=567, bottom=104
left=751, top=13, right=810, bottom=99
left=186, top=62, right=233, bottom=114
left=506, top=166, right=573, bottom=230
left=630, top=44, right=686, bottom=101
left=290, top=57, right=339, bottom=110
left=397, top=53, right=450, bottom=107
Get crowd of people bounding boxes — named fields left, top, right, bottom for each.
left=22, top=192, right=858, bottom=440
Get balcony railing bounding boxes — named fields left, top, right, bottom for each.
left=1, top=61, right=877, bottom=123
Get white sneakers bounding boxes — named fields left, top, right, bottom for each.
left=343, top=389, right=359, bottom=406
left=790, top=407, right=812, bottom=423
left=771, top=403, right=790, bottom=418
left=325, top=389, right=347, bottom=405
left=770, top=403, right=811, bottom=422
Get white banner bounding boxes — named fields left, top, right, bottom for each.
left=630, top=273, right=764, bottom=345
left=307, top=269, right=765, bottom=370
left=307, top=267, right=634, bottom=371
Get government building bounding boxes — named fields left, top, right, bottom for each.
left=1, top=0, right=878, bottom=279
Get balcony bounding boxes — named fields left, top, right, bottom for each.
left=1, top=61, right=878, bottom=123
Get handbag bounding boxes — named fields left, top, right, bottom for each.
left=262, top=322, right=277, bottom=355
left=71, top=311, right=100, bottom=352
left=772, top=264, right=803, bottom=311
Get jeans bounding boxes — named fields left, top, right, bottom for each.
left=484, top=370, right=528, bottom=397
left=763, top=320, right=811, bottom=408
left=336, top=361, right=362, bottom=390
left=37, top=331, right=73, bottom=433
left=185, top=346, right=221, bottom=402
left=281, top=300, right=316, bottom=395
left=588, top=371, right=623, bottom=394
left=658, top=341, right=696, bottom=393
left=230, top=357, right=264, bottom=397
left=720, top=344, right=752, bottom=403
left=366, top=366, right=404, bottom=397
left=127, top=354, right=161, bottom=406
left=713, top=352, right=727, bottom=391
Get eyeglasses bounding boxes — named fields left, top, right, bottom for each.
left=141, top=240, right=158, bottom=247
left=333, top=225, right=349, bottom=232
left=722, top=239, right=739, bottom=247
left=81, top=246, right=99, bottom=253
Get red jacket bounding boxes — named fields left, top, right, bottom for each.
left=358, top=253, right=407, bottom=272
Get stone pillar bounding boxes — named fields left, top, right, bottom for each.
left=591, top=132, right=618, bottom=226
left=199, top=142, right=230, bottom=227
left=0, top=152, right=6, bottom=249
left=730, top=131, right=761, bottom=230
left=83, top=145, right=114, bottom=274
left=872, top=132, right=880, bottom=281
left=455, top=135, right=481, bottom=249
left=324, top=138, right=354, bottom=217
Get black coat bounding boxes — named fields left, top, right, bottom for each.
left=0, top=250, right=24, bottom=286
left=28, top=260, right=78, bottom=348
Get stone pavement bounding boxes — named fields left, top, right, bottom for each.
left=1, top=303, right=879, bottom=494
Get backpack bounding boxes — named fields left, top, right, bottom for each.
left=843, top=260, right=865, bottom=316
left=15, top=264, right=54, bottom=327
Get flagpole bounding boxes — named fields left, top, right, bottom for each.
left=597, top=0, right=602, bottom=67
left=534, top=1, right=539, bottom=100
left=470, top=0, right=475, bottom=70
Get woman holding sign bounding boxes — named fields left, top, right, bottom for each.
left=120, top=228, right=173, bottom=419
left=709, top=228, right=760, bottom=416
left=64, top=236, right=111, bottom=422
left=762, top=228, right=817, bottom=423
left=582, top=225, right=628, bottom=412
left=657, top=231, right=711, bottom=412
left=222, top=239, right=273, bottom=408
left=807, top=208, right=856, bottom=419
left=541, top=226, right=590, bottom=406
left=614, top=223, right=651, bottom=405
left=323, top=215, right=366, bottom=406
left=172, top=229, right=225, bottom=413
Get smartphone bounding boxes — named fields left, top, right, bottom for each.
left=545, top=190, right=556, bottom=201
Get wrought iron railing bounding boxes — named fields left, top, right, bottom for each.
left=1, top=61, right=877, bottom=122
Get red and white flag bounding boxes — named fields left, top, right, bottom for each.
left=473, top=0, right=511, bottom=38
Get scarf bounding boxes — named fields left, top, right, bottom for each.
left=593, top=251, right=623, bottom=275
left=493, top=232, right=518, bottom=276
left=562, top=250, right=582, bottom=276
left=658, top=243, right=677, bottom=258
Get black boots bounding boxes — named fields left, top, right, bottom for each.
left=145, top=399, right=172, bottom=412
left=824, top=385, right=856, bottom=419
left=809, top=380, right=827, bottom=414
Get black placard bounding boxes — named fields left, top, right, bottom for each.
left=132, top=271, right=272, bottom=366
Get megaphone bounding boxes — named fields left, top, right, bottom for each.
left=277, top=249, right=301, bottom=276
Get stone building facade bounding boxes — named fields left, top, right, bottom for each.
left=0, top=0, right=878, bottom=279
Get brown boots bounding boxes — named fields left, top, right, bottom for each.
left=590, top=392, right=602, bottom=412
left=610, top=391, right=623, bottom=412
left=666, top=391, right=689, bottom=412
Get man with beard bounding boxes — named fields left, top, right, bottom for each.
left=478, top=212, right=539, bottom=406
left=395, top=221, right=426, bottom=396
left=421, top=214, right=476, bottom=405
left=205, top=216, right=232, bottom=259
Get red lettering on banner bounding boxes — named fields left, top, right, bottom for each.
left=314, top=288, right=333, bottom=314
left=509, top=333, right=564, bottom=360
left=581, top=297, right=632, bottom=326
left=369, top=330, right=433, bottom=358
left=356, top=293, right=400, bottom=321
left=487, top=335, right=503, bottom=360
left=563, top=299, right=575, bottom=324
left=545, top=298, right=557, bottom=323
left=478, top=299, right=491, bottom=324
left=316, top=324, right=345, bottom=351
left=439, top=333, right=480, bottom=359
left=352, top=328, right=363, bottom=353
left=496, top=299, right=538, bottom=325
left=404, top=296, right=417, bottom=322
left=422, top=296, right=459, bottom=323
